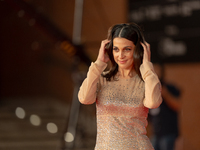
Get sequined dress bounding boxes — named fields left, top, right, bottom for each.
left=78, top=60, right=162, bottom=150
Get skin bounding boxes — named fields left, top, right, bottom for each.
left=97, top=38, right=151, bottom=78
left=112, top=38, right=135, bottom=77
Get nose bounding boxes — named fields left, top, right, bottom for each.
left=119, top=51, right=125, bottom=58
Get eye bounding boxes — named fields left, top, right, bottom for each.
left=125, top=48, right=131, bottom=51
left=113, top=47, right=119, bottom=51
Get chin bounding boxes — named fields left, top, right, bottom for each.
left=118, top=65, right=132, bottom=70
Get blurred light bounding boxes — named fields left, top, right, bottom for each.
left=15, top=107, right=26, bottom=119
left=47, top=123, right=58, bottom=134
left=30, top=114, right=41, bottom=126
left=29, top=19, right=36, bottom=26
left=165, top=25, right=179, bottom=36
left=146, top=5, right=161, bottom=21
left=158, top=38, right=187, bottom=57
left=18, top=10, right=25, bottom=18
left=60, top=41, right=76, bottom=56
left=64, top=132, right=74, bottom=142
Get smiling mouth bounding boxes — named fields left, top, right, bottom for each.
left=118, top=60, right=127, bottom=64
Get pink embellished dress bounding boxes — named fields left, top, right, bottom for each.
left=78, top=60, right=162, bottom=150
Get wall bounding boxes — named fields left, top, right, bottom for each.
left=164, top=63, right=200, bottom=150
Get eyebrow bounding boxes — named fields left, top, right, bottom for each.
left=113, top=46, right=132, bottom=48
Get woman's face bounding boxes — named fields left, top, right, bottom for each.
left=112, top=37, right=135, bottom=70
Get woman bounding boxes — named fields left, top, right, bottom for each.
left=78, top=23, right=162, bottom=150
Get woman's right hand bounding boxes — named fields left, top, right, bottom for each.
left=97, top=39, right=110, bottom=63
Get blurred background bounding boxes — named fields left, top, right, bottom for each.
left=0, top=0, right=200, bottom=150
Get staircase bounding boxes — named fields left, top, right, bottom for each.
left=0, top=1, right=95, bottom=149
left=0, top=97, right=70, bottom=150
left=0, top=97, right=97, bottom=150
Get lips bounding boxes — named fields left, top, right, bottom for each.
left=118, top=60, right=127, bottom=64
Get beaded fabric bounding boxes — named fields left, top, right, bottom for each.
left=78, top=60, right=162, bottom=150
left=95, top=74, right=154, bottom=150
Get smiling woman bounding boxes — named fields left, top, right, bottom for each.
left=112, top=37, right=135, bottom=76
left=102, top=23, right=146, bottom=81
left=78, top=23, right=162, bottom=150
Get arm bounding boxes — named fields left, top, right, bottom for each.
left=78, top=39, right=110, bottom=104
left=140, top=62, right=162, bottom=109
left=162, top=85, right=181, bottom=111
left=140, top=42, right=162, bottom=109
left=78, top=60, right=107, bottom=104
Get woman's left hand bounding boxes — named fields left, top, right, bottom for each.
left=141, top=41, right=151, bottom=63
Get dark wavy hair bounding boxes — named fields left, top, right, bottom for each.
left=102, top=23, right=145, bottom=81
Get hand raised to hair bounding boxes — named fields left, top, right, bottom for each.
left=140, top=41, right=151, bottom=63
left=97, top=39, right=110, bottom=63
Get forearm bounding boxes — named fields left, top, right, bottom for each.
left=140, top=62, right=162, bottom=109
left=162, top=86, right=181, bottom=111
left=78, top=60, right=107, bottom=104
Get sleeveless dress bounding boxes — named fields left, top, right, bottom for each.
left=78, top=60, right=162, bottom=150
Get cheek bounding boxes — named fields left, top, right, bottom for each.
left=113, top=52, right=118, bottom=59
left=127, top=52, right=134, bottom=60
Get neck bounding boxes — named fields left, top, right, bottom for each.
left=118, top=67, right=135, bottom=78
